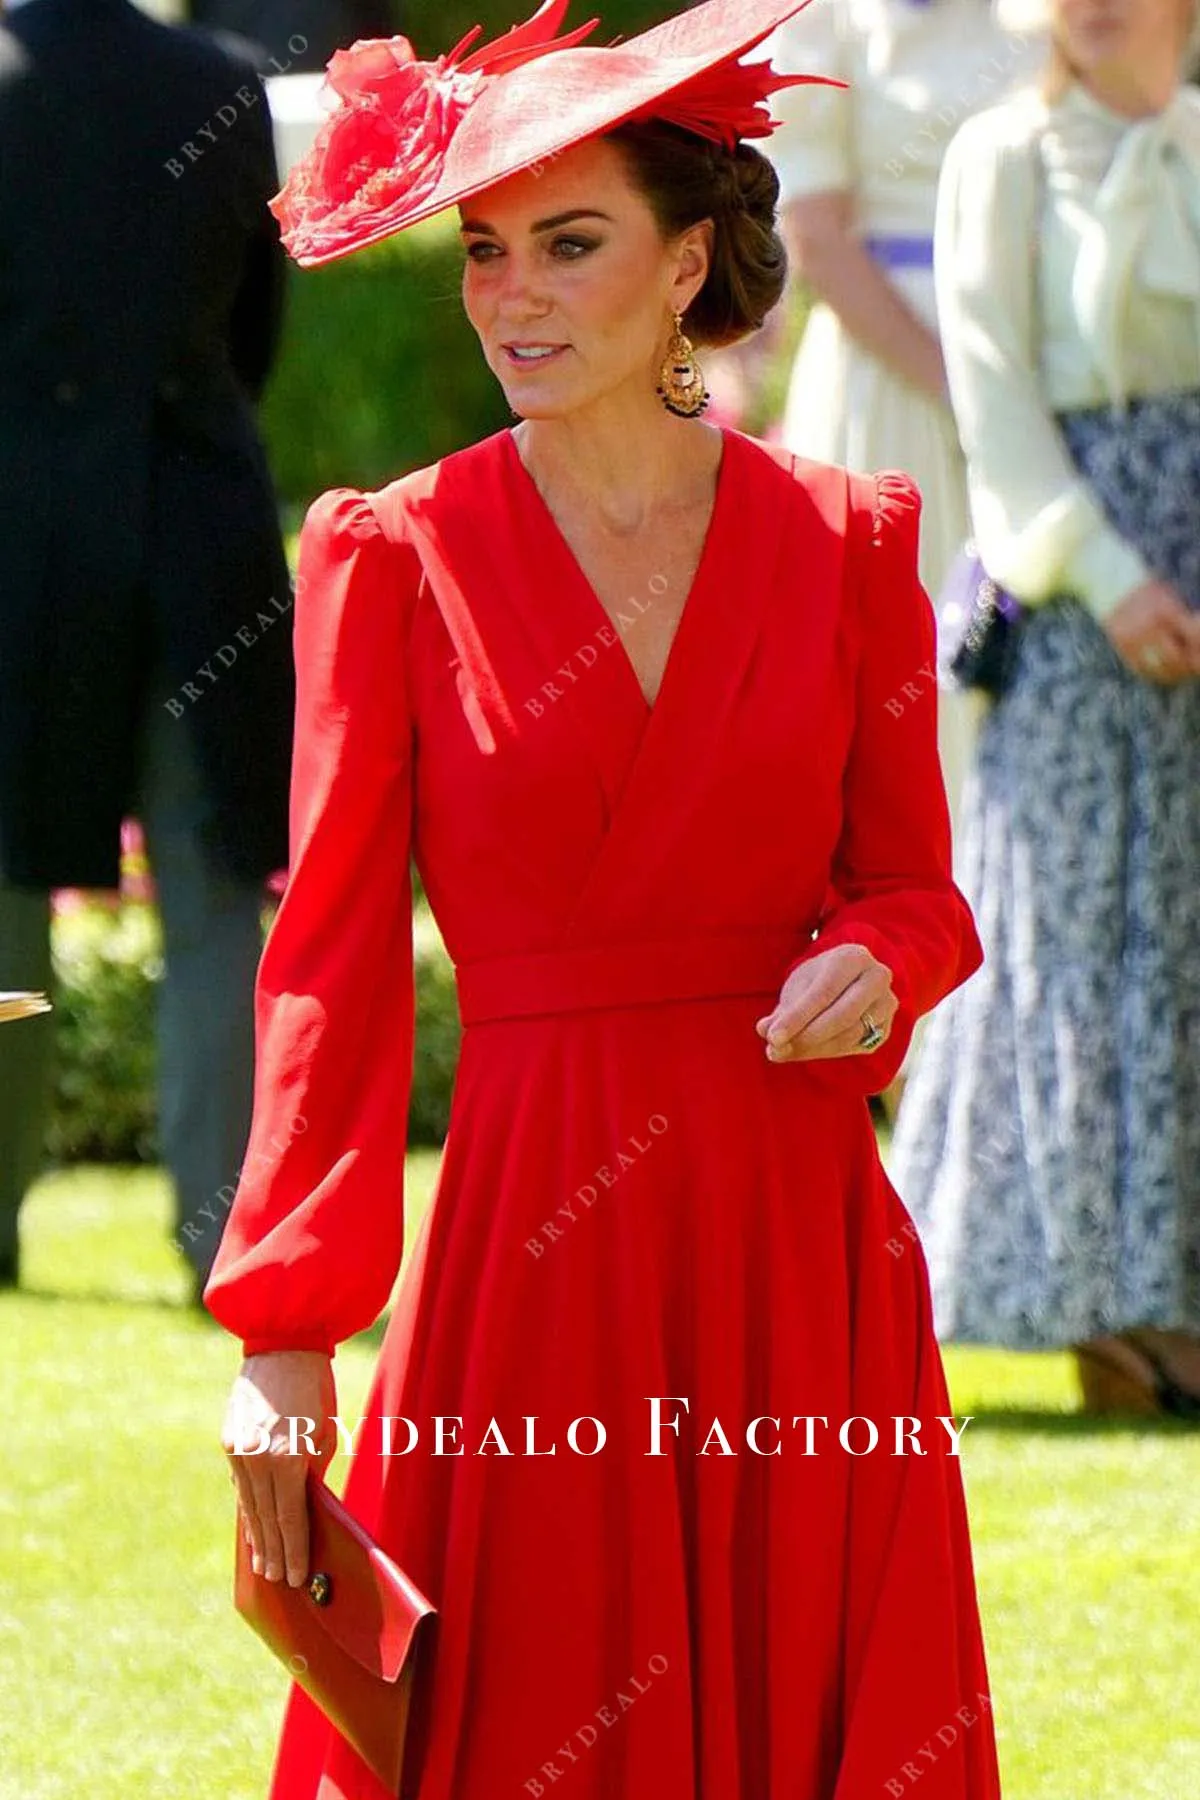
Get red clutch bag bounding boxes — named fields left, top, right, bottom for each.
left=234, top=1465, right=436, bottom=1791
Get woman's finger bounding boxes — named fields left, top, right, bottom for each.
left=771, top=986, right=898, bottom=1062
left=1153, top=620, right=1191, bottom=682
left=757, top=947, right=873, bottom=1047
left=767, top=983, right=870, bottom=1057
left=1126, top=614, right=1192, bottom=683
left=229, top=1456, right=267, bottom=1571
left=1164, top=615, right=1200, bottom=680
left=244, top=1450, right=291, bottom=1582
left=803, top=1002, right=896, bottom=1062
left=1143, top=649, right=1188, bottom=685
left=271, top=1456, right=313, bottom=1588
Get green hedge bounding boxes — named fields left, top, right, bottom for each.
left=45, top=898, right=458, bottom=1167
left=261, top=222, right=510, bottom=510
left=47, top=906, right=161, bottom=1166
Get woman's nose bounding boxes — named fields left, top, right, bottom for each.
left=494, top=253, right=553, bottom=317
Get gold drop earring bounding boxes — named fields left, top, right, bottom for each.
left=656, top=310, right=710, bottom=418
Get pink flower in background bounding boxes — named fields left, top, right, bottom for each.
left=50, top=819, right=287, bottom=918
left=118, top=819, right=156, bottom=903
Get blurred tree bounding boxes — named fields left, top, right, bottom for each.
left=404, top=0, right=674, bottom=57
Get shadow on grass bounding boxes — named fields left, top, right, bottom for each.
left=5, top=1283, right=199, bottom=1319
left=11, top=1288, right=1199, bottom=1436
left=947, top=1406, right=1197, bottom=1436
left=3, top=1280, right=398, bottom=1360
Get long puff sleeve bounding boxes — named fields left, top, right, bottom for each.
left=935, top=102, right=1150, bottom=621
left=784, top=472, right=984, bottom=1096
left=203, top=489, right=417, bottom=1359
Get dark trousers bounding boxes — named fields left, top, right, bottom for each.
left=0, top=658, right=266, bottom=1282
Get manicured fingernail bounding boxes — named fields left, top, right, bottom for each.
left=251, top=1554, right=262, bottom=1575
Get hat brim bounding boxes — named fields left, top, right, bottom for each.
left=283, top=0, right=834, bottom=268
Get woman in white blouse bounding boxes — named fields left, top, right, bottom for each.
left=764, top=2, right=1042, bottom=1118
left=766, top=2, right=1042, bottom=837
left=890, top=0, right=1200, bottom=1414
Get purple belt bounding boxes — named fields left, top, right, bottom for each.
left=863, top=233, right=935, bottom=270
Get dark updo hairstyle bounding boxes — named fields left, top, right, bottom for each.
left=604, top=118, right=788, bottom=349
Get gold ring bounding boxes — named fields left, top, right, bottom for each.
left=858, top=1012, right=886, bottom=1051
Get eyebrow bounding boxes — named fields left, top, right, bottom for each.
left=459, top=208, right=614, bottom=235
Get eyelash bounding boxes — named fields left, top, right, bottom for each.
left=464, top=235, right=599, bottom=263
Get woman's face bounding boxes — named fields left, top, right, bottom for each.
left=458, top=136, right=711, bottom=421
left=1051, top=0, right=1192, bottom=73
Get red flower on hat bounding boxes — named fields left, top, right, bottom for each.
left=269, top=1, right=600, bottom=264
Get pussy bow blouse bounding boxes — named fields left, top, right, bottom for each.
left=935, top=80, right=1200, bottom=620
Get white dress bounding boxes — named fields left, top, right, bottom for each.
left=765, top=0, right=1043, bottom=854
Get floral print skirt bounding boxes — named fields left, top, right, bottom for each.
left=888, top=389, right=1200, bottom=1348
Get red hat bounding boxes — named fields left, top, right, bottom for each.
left=270, top=0, right=838, bottom=268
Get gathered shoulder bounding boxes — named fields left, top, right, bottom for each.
left=729, top=436, right=926, bottom=574
left=869, top=469, right=922, bottom=541
left=837, top=468, right=923, bottom=580
left=302, top=486, right=388, bottom=548
left=295, top=485, right=426, bottom=644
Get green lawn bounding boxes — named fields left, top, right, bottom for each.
left=3, top=1162, right=1198, bottom=1799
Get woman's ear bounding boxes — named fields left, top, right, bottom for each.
left=670, top=217, right=714, bottom=317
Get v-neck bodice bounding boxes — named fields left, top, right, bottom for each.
left=499, top=424, right=736, bottom=719
left=378, top=424, right=845, bottom=944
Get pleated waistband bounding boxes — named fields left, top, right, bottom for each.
left=454, top=928, right=811, bottom=1025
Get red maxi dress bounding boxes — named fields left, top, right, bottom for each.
left=204, top=425, right=998, bottom=1800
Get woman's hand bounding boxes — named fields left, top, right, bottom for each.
left=1104, top=579, right=1200, bottom=684
left=221, top=1350, right=337, bottom=1587
left=755, top=943, right=899, bottom=1063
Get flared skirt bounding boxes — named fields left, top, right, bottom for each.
left=263, top=995, right=1002, bottom=1799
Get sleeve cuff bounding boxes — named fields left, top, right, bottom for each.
left=237, top=1334, right=338, bottom=1360
left=1065, top=525, right=1150, bottom=624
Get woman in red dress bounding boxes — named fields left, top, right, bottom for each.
left=205, top=3, right=997, bottom=1795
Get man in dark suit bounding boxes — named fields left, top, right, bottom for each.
left=187, top=1, right=401, bottom=74
left=0, top=0, right=295, bottom=1297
